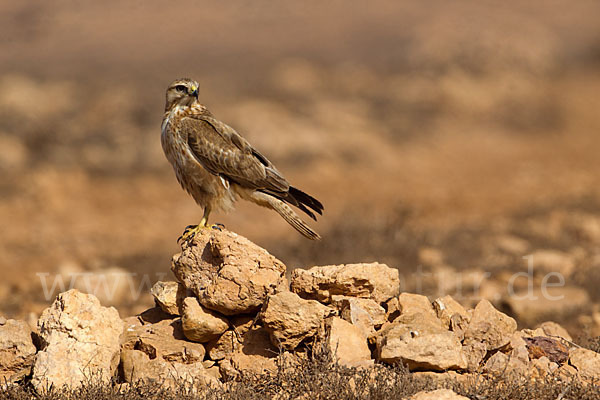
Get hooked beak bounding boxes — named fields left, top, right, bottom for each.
left=190, top=86, right=199, bottom=98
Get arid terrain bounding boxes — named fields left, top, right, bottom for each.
left=2, top=0, right=600, bottom=344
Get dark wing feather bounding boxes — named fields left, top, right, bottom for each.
left=181, top=116, right=289, bottom=193
left=182, top=114, right=324, bottom=219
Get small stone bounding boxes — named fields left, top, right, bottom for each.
left=432, top=295, right=469, bottom=329
left=568, top=348, right=600, bottom=380
left=150, top=281, right=190, bottom=316
left=261, top=291, right=332, bottom=350
left=523, top=336, right=568, bottom=364
left=0, top=319, right=37, bottom=384
left=326, top=317, right=372, bottom=367
left=181, top=297, right=229, bottom=343
left=464, top=299, right=516, bottom=351
left=290, top=262, right=400, bottom=304
left=375, top=318, right=466, bottom=371
left=535, top=321, right=572, bottom=341
left=332, top=296, right=386, bottom=338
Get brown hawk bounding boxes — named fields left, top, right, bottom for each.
left=161, top=78, right=323, bottom=241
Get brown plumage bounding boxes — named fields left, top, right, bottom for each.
left=161, top=78, right=323, bottom=240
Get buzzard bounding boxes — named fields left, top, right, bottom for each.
left=161, top=78, right=323, bottom=241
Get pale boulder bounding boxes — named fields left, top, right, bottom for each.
left=150, top=281, right=190, bottom=316
left=31, top=290, right=123, bottom=392
left=121, top=318, right=205, bottom=364
left=181, top=297, right=229, bottom=343
left=569, top=348, right=600, bottom=380
left=326, top=317, right=372, bottom=367
left=332, top=296, right=386, bottom=338
left=290, top=262, right=399, bottom=304
left=375, top=318, right=467, bottom=371
left=0, top=319, right=37, bottom=384
left=120, top=349, right=217, bottom=389
left=261, top=291, right=332, bottom=350
left=464, top=299, right=516, bottom=351
left=171, top=229, right=287, bottom=315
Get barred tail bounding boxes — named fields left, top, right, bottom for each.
left=250, top=191, right=321, bottom=240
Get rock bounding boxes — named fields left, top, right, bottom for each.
left=432, top=295, right=469, bottom=330
left=410, top=388, right=470, bottom=400
left=260, top=291, right=332, bottom=350
left=462, top=342, right=487, bottom=371
left=375, top=318, right=467, bottom=371
left=290, top=262, right=399, bottom=304
left=121, top=318, right=205, bottom=364
left=120, top=349, right=217, bottom=389
left=536, top=321, right=572, bottom=341
left=530, top=249, right=576, bottom=277
left=464, top=299, right=516, bottom=351
left=0, top=319, right=37, bottom=384
left=171, top=229, right=287, bottom=316
left=523, top=336, right=568, bottom=364
left=569, top=348, right=600, bottom=380
left=206, top=316, right=254, bottom=361
left=31, top=290, right=123, bottom=392
left=181, top=297, right=229, bottom=343
left=150, top=281, right=190, bottom=316
left=325, top=317, right=372, bottom=367
left=504, top=287, right=589, bottom=325
left=332, top=296, right=386, bottom=338
left=483, top=351, right=529, bottom=377
left=530, top=356, right=558, bottom=376
left=228, top=325, right=278, bottom=376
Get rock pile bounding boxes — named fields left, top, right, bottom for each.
left=1, top=228, right=599, bottom=393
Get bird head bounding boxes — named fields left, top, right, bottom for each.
left=165, top=78, right=200, bottom=111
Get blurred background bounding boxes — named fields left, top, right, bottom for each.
left=1, top=0, right=600, bottom=339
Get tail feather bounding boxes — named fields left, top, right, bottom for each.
left=250, top=191, right=321, bottom=240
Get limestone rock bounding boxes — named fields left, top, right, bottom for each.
left=536, top=321, right=572, bottom=341
left=0, top=319, right=37, bottom=384
left=171, top=229, right=287, bottom=315
left=31, top=290, right=123, bottom=392
left=181, top=297, right=229, bottom=343
left=290, top=262, right=399, bottom=304
left=326, top=317, right=372, bottom=367
left=332, top=296, right=386, bottom=338
left=375, top=318, right=467, bottom=371
left=433, top=295, right=469, bottom=330
left=121, top=318, right=205, bottom=364
left=261, top=291, right=332, bottom=350
left=205, top=315, right=254, bottom=361
left=483, top=351, right=529, bottom=376
left=410, top=389, right=470, bottom=400
left=228, top=325, right=278, bottom=376
left=120, top=349, right=217, bottom=389
left=462, top=342, right=487, bottom=371
left=569, top=348, right=600, bottom=380
left=464, top=299, right=516, bottom=351
left=150, top=281, right=190, bottom=316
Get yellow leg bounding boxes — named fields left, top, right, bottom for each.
left=177, top=207, right=214, bottom=243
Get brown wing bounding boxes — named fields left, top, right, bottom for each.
left=180, top=115, right=289, bottom=193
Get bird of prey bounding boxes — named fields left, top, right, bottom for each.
left=161, top=78, right=323, bottom=242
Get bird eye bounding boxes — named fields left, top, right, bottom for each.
left=175, top=85, right=187, bottom=93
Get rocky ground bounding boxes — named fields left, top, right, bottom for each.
left=1, top=230, right=599, bottom=399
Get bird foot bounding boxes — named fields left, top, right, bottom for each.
left=177, top=223, right=226, bottom=243
left=177, top=224, right=206, bottom=244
